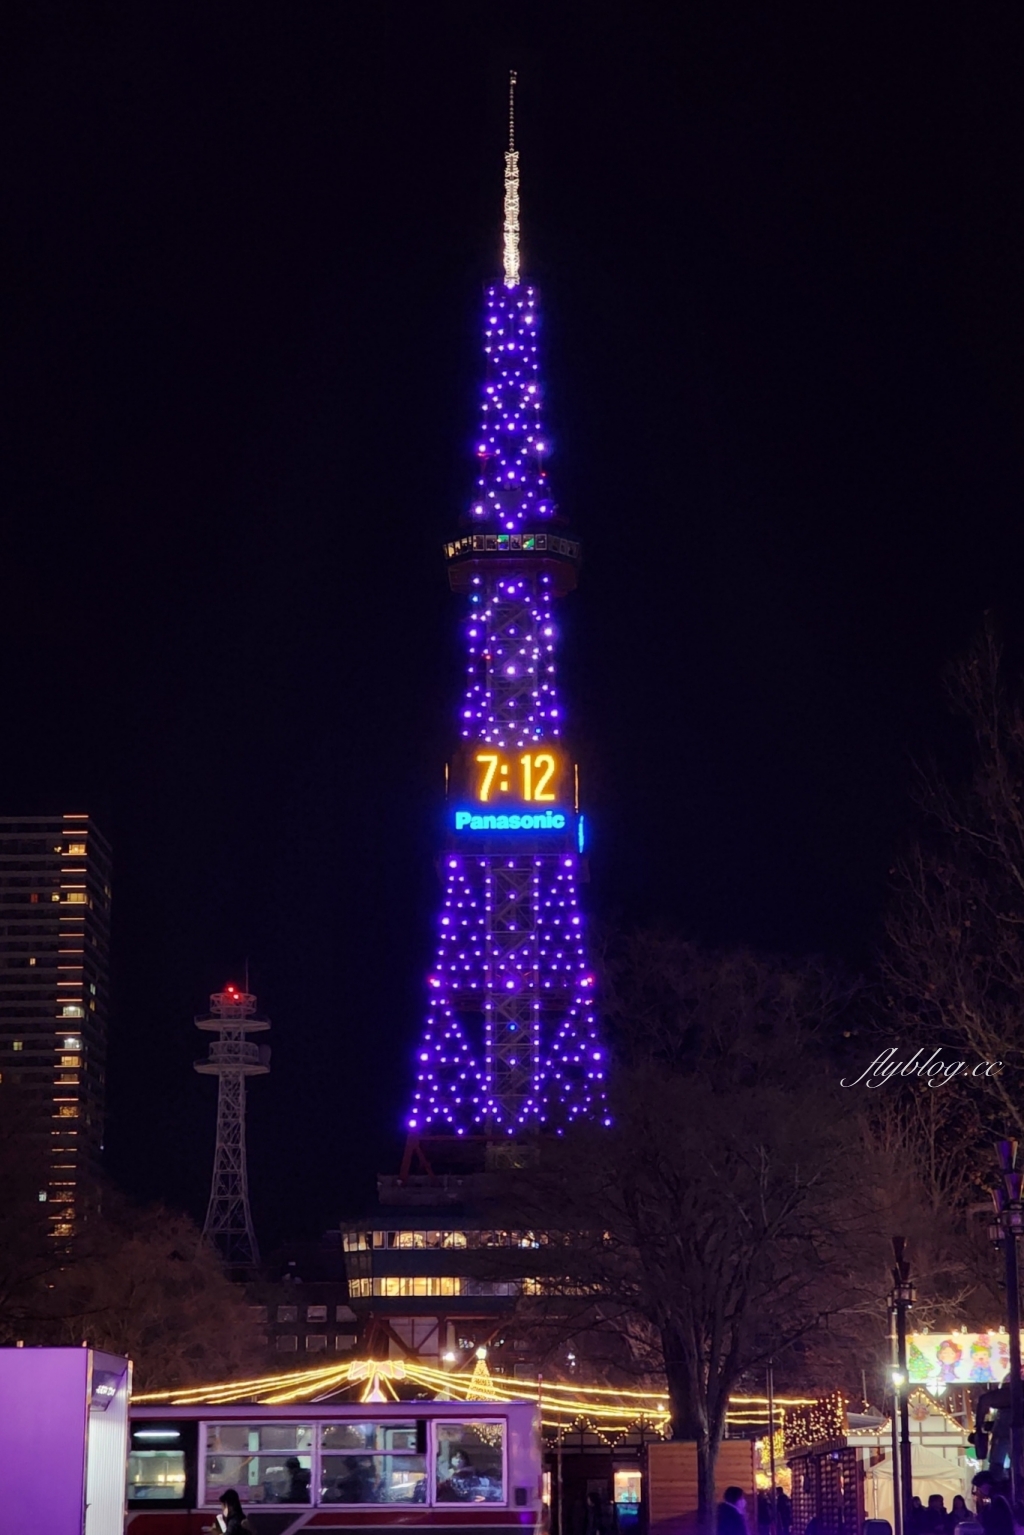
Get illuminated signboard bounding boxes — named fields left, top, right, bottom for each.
left=908, top=1331, right=1013, bottom=1386
left=450, top=744, right=575, bottom=835
left=454, top=808, right=568, bottom=832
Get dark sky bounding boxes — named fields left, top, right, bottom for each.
left=1, top=3, right=1021, bottom=1247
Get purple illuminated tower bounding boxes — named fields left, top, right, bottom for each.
left=406, top=80, right=608, bottom=1149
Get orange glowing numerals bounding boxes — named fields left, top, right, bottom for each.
left=475, top=754, right=500, bottom=801
left=475, top=751, right=559, bottom=802
left=532, top=753, right=556, bottom=800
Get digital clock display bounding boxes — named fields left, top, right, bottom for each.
left=470, top=748, right=564, bottom=805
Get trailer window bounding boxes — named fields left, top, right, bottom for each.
left=204, top=1422, right=312, bottom=1505
left=128, top=1425, right=186, bottom=1501
left=320, top=1420, right=425, bottom=1504
left=435, top=1421, right=505, bottom=1503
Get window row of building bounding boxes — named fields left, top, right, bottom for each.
left=251, top=1303, right=354, bottom=1325
left=270, top=1333, right=358, bottom=1353
left=347, top=1276, right=526, bottom=1298
left=342, top=1228, right=553, bottom=1251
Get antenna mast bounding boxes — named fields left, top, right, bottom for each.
left=195, top=982, right=270, bottom=1272
left=503, top=71, right=520, bottom=288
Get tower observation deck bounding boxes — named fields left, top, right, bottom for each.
left=195, top=983, right=269, bottom=1270
left=407, top=78, right=608, bottom=1152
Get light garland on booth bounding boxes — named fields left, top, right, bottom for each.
left=783, top=1392, right=849, bottom=1455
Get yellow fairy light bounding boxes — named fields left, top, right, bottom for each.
left=133, top=1353, right=816, bottom=1443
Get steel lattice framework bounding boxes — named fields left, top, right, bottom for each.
left=195, top=985, right=269, bottom=1269
left=407, top=109, right=607, bottom=1140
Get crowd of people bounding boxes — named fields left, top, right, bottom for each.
left=715, top=1471, right=1024, bottom=1535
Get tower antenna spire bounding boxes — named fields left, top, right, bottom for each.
left=503, top=70, right=520, bottom=288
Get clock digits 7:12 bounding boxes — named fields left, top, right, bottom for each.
left=474, top=749, right=562, bottom=804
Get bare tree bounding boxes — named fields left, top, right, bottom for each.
left=0, top=1097, right=261, bottom=1388
left=52, top=1197, right=263, bottom=1389
left=885, top=622, right=1024, bottom=1133
left=502, top=935, right=870, bottom=1532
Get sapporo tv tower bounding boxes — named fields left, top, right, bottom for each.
left=405, top=77, right=608, bottom=1162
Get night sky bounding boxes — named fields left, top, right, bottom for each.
left=1, top=4, right=1021, bottom=1247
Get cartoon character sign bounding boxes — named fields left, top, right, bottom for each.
left=936, top=1339, right=963, bottom=1383
left=907, top=1333, right=1015, bottom=1387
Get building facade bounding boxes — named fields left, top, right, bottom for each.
left=0, top=813, right=112, bottom=1237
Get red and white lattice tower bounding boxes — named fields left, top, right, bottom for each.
left=195, top=983, right=270, bottom=1270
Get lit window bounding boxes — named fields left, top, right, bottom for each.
left=67, top=844, right=86, bottom=855
left=62, top=1005, right=84, bottom=1018
left=65, top=893, right=86, bottom=905
left=371, top=1276, right=463, bottom=1298
left=436, top=1421, right=505, bottom=1503
left=63, top=1037, right=81, bottom=1049
left=38, top=1191, right=47, bottom=1202
left=12, top=1040, right=23, bottom=1052
left=61, top=1055, right=80, bottom=1067
left=28, top=957, right=35, bottom=966
left=321, top=1421, right=425, bottom=1503
left=203, top=1421, right=311, bottom=1504
left=58, top=1105, right=79, bottom=1118
left=128, top=1426, right=186, bottom=1504
left=50, top=893, right=59, bottom=902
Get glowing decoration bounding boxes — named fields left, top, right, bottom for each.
left=136, top=1357, right=817, bottom=1445
left=406, top=93, right=606, bottom=1139
left=347, top=1359, right=407, bottom=1403
left=782, top=1393, right=849, bottom=1456
left=503, top=72, right=520, bottom=288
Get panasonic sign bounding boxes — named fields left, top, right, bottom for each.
left=454, top=809, right=568, bottom=832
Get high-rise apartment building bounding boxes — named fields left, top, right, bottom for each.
left=0, top=814, right=112, bottom=1237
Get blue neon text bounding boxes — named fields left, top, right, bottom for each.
left=455, top=809, right=567, bottom=832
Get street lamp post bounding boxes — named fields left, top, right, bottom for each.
left=989, top=1140, right=1024, bottom=1503
left=888, top=1344, right=903, bottom=1535
left=891, top=1237, right=915, bottom=1535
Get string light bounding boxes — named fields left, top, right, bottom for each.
left=503, top=72, right=519, bottom=288
left=135, top=1356, right=816, bottom=1445
left=782, top=1391, right=848, bottom=1454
